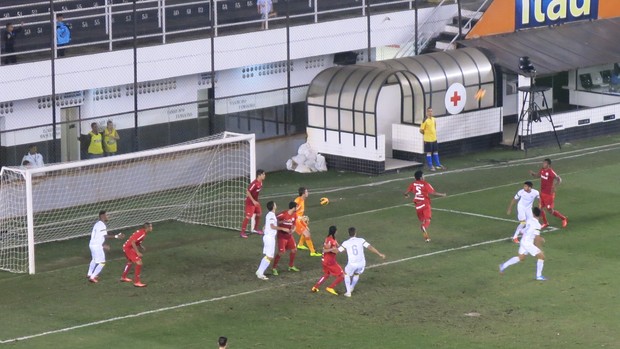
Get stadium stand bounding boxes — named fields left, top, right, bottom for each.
left=1, top=0, right=427, bottom=63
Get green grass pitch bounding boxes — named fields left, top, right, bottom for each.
left=1, top=135, right=620, bottom=348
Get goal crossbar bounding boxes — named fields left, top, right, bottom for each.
left=0, top=132, right=255, bottom=274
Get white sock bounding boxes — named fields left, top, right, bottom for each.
left=536, top=259, right=544, bottom=277
left=344, top=274, right=352, bottom=294
left=351, top=275, right=360, bottom=290
left=512, top=223, right=525, bottom=239
left=256, top=256, right=271, bottom=275
left=91, top=263, right=105, bottom=278
left=501, top=256, right=520, bottom=271
left=87, top=260, right=97, bottom=276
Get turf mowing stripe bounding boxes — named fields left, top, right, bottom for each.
left=1, top=143, right=611, bottom=341
left=0, top=206, right=562, bottom=344
left=433, top=208, right=518, bottom=223
left=0, top=234, right=513, bottom=344
left=263, top=142, right=620, bottom=199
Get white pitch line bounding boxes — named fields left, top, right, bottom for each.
left=0, top=233, right=513, bottom=344
left=433, top=208, right=518, bottom=223
left=263, top=142, right=620, bottom=200
left=367, top=237, right=509, bottom=269
left=0, top=205, right=562, bottom=343
left=2, top=143, right=609, bottom=342
left=432, top=207, right=560, bottom=232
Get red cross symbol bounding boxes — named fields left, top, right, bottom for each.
left=450, top=91, right=461, bottom=106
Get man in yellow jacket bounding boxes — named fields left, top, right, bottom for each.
left=80, top=122, right=104, bottom=159
left=103, top=120, right=120, bottom=156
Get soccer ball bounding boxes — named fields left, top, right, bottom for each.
left=320, top=197, right=329, bottom=206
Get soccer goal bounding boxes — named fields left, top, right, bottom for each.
left=0, top=132, right=255, bottom=274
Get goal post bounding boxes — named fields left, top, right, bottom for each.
left=0, top=132, right=255, bottom=274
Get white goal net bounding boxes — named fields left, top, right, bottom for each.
left=0, top=132, right=255, bottom=274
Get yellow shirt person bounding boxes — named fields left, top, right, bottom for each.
left=86, top=122, right=104, bottom=159
left=419, top=108, right=444, bottom=171
left=103, top=120, right=120, bottom=155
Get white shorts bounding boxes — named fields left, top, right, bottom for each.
left=89, top=244, right=106, bottom=264
left=344, top=263, right=365, bottom=276
left=262, top=235, right=276, bottom=258
left=518, top=242, right=541, bottom=257
left=516, top=206, right=533, bottom=222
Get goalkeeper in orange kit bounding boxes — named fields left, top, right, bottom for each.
left=294, top=187, right=322, bottom=257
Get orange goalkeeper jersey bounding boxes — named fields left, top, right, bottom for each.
left=294, top=196, right=308, bottom=234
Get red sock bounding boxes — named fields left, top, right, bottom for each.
left=134, top=264, right=142, bottom=283
left=329, top=274, right=345, bottom=288
left=314, top=274, right=328, bottom=288
left=253, top=215, right=261, bottom=231
left=121, top=262, right=132, bottom=278
left=540, top=210, right=548, bottom=224
left=289, top=251, right=296, bottom=267
left=552, top=210, right=566, bottom=220
left=273, top=255, right=281, bottom=268
left=240, top=217, right=250, bottom=234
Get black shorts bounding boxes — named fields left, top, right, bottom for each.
left=423, top=141, right=438, bottom=153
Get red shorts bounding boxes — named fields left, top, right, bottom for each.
left=123, top=247, right=141, bottom=263
left=415, top=203, right=432, bottom=222
left=277, top=234, right=296, bottom=253
left=322, top=261, right=344, bottom=276
left=244, top=202, right=261, bottom=217
left=540, top=192, right=555, bottom=210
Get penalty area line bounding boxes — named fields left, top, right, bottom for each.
left=433, top=207, right=518, bottom=223
left=432, top=207, right=561, bottom=232
left=368, top=236, right=509, bottom=269
left=0, top=234, right=516, bottom=344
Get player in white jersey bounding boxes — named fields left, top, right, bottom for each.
left=86, top=210, right=124, bottom=283
left=255, top=201, right=285, bottom=280
left=499, top=207, right=547, bottom=281
left=337, top=227, right=385, bottom=297
left=507, top=181, right=540, bottom=243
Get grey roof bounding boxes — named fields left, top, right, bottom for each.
left=307, top=47, right=495, bottom=125
left=460, top=17, right=620, bottom=76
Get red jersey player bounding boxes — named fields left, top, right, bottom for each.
left=529, top=158, right=568, bottom=228
left=311, top=225, right=344, bottom=295
left=404, top=170, right=446, bottom=242
left=240, top=169, right=266, bottom=238
left=120, top=222, right=153, bottom=287
left=272, top=201, right=299, bottom=275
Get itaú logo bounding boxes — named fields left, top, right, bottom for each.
left=516, top=0, right=599, bottom=29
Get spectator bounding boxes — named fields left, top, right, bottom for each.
left=79, top=122, right=104, bottom=159
left=257, top=0, right=275, bottom=30
left=103, top=120, right=120, bottom=156
left=218, top=336, right=228, bottom=349
left=3, top=22, right=23, bottom=65
left=21, top=144, right=44, bottom=168
left=56, top=13, right=71, bottom=57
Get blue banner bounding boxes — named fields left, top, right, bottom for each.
left=516, top=0, right=599, bottom=30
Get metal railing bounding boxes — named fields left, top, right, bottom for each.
left=0, top=0, right=434, bottom=64
left=442, top=0, right=488, bottom=50
left=394, top=0, right=453, bottom=58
